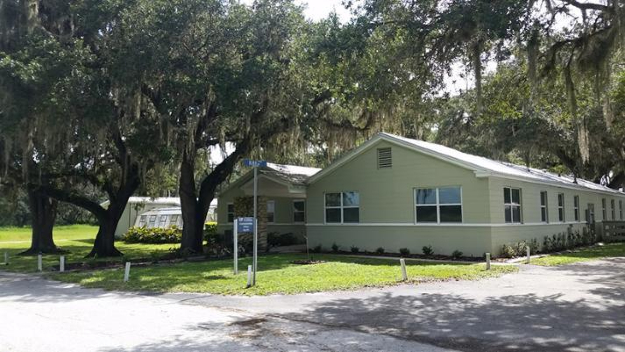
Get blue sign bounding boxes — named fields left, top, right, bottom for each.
left=244, top=159, right=267, bottom=168
left=237, top=217, right=255, bottom=233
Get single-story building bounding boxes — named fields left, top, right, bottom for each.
left=101, top=197, right=181, bottom=238
left=134, top=207, right=183, bottom=229
left=217, top=133, right=625, bottom=256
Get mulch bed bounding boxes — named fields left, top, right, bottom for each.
left=291, top=260, right=326, bottom=265
left=321, top=250, right=484, bottom=262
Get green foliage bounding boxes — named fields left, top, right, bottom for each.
left=350, top=245, right=359, bottom=253
left=422, top=245, right=434, bottom=256
left=123, top=226, right=182, bottom=244
left=311, top=244, right=322, bottom=253
left=268, top=232, right=299, bottom=247
left=451, top=250, right=463, bottom=259
left=375, top=247, right=385, bottom=255
left=331, top=243, right=340, bottom=253
left=399, top=248, right=410, bottom=256
left=501, top=244, right=516, bottom=259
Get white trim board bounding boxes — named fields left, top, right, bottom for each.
left=306, top=221, right=584, bottom=228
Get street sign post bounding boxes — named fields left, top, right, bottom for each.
left=243, top=159, right=266, bottom=286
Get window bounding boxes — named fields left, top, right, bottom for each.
left=540, top=191, right=548, bottom=223
left=138, top=215, right=147, bottom=227
left=504, top=187, right=522, bottom=223
left=611, top=199, right=616, bottom=220
left=587, top=203, right=595, bottom=224
left=415, top=187, right=462, bottom=223
left=170, top=215, right=179, bottom=227
left=324, top=192, right=360, bottom=223
left=227, top=203, right=234, bottom=223
left=293, top=200, right=305, bottom=223
left=148, top=215, right=157, bottom=228
left=158, top=215, right=167, bottom=227
left=267, top=200, right=275, bottom=223
left=573, top=196, right=580, bottom=222
left=377, top=147, right=392, bottom=168
left=602, top=198, right=607, bottom=220
left=620, top=200, right=623, bottom=220
left=557, top=193, right=565, bottom=222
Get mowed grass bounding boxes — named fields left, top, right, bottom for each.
left=0, top=225, right=178, bottom=273
left=531, top=242, right=625, bottom=266
left=2, top=225, right=517, bottom=295
left=53, top=254, right=517, bottom=295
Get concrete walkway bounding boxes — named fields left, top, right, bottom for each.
left=1, top=258, right=624, bottom=352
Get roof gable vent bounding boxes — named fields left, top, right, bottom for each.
left=377, top=147, right=392, bottom=169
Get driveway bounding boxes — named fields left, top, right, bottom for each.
left=1, top=258, right=624, bottom=352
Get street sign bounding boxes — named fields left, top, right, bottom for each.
left=237, top=217, right=254, bottom=233
left=243, top=159, right=267, bottom=168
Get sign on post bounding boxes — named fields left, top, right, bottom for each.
left=237, top=217, right=255, bottom=233
left=243, top=159, right=268, bottom=168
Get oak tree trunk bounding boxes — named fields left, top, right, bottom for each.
left=20, top=189, right=61, bottom=255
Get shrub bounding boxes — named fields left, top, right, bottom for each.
left=451, top=250, right=463, bottom=259
left=529, top=238, right=540, bottom=254
left=311, top=244, right=322, bottom=253
left=331, top=242, right=340, bottom=252
left=501, top=244, right=516, bottom=258
left=514, top=241, right=527, bottom=257
left=375, top=247, right=385, bottom=254
left=204, top=222, right=218, bottom=237
left=399, top=247, right=410, bottom=256
left=422, top=245, right=434, bottom=256
left=350, top=245, right=359, bottom=253
left=123, top=226, right=182, bottom=244
left=267, top=232, right=298, bottom=247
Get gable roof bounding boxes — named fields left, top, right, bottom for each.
left=309, top=132, right=624, bottom=196
left=218, top=162, right=321, bottom=195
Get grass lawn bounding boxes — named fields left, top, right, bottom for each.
left=52, top=254, right=517, bottom=295
left=2, top=225, right=517, bottom=295
left=0, top=225, right=178, bottom=273
left=531, top=242, right=625, bottom=266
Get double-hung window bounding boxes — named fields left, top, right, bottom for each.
left=557, top=193, right=565, bottom=222
left=148, top=215, right=157, bottom=228
left=415, top=187, right=462, bottom=223
left=267, top=200, right=275, bottom=223
left=540, top=191, right=548, bottom=223
left=602, top=199, right=607, bottom=220
left=158, top=215, right=168, bottom=227
left=293, top=200, right=305, bottom=223
left=504, top=187, right=522, bottom=223
left=611, top=199, right=616, bottom=220
left=227, top=203, right=234, bottom=223
left=170, top=215, right=179, bottom=227
left=573, top=196, right=580, bottom=222
left=325, top=192, right=360, bottom=223
left=138, top=215, right=147, bottom=227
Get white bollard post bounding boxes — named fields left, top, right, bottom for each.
left=485, top=253, right=491, bottom=270
left=526, top=246, right=531, bottom=264
left=59, top=256, right=65, bottom=272
left=123, top=262, right=131, bottom=282
left=400, top=258, right=408, bottom=281
left=4, top=252, right=8, bottom=265
left=246, top=265, right=252, bottom=288
left=37, top=254, right=42, bottom=272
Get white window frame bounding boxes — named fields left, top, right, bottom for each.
left=293, top=199, right=306, bottom=223
left=539, top=191, right=549, bottom=223
left=138, top=215, right=147, bottom=227
left=414, top=186, right=463, bottom=224
left=557, top=193, right=565, bottom=222
left=266, top=200, right=275, bottom=224
left=227, top=203, right=234, bottom=223
left=169, top=214, right=179, bottom=227
left=573, top=195, right=580, bottom=222
left=602, top=198, right=607, bottom=220
left=158, top=215, right=168, bottom=227
left=148, top=215, right=157, bottom=228
left=611, top=199, right=616, bottom=220
left=324, top=192, right=360, bottom=224
left=504, top=187, right=522, bottom=224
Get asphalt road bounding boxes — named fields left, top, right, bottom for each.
left=1, top=258, right=624, bottom=352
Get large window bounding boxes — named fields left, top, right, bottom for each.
left=573, top=196, right=580, bottom=222
left=611, top=199, right=616, bottom=220
left=158, top=215, right=168, bottom=227
left=293, top=200, right=305, bottom=223
left=557, top=193, right=565, bottom=222
left=540, top=191, right=549, bottom=223
left=415, top=187, right=462, bottom=223
left=227, top=203, right=234, bottom=223
left=325, top=192, right=360, bottom=223
left=138, top=215, right=147, bottom=227
left=148, top=215, right=157, bottom=228
left=266, top=200, right=275, bottom=223
left=504, top=187, right=522, bottom=223
left=169, top=215, right=179, bottom=227
left=602, top=198, right=607, bottom=220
